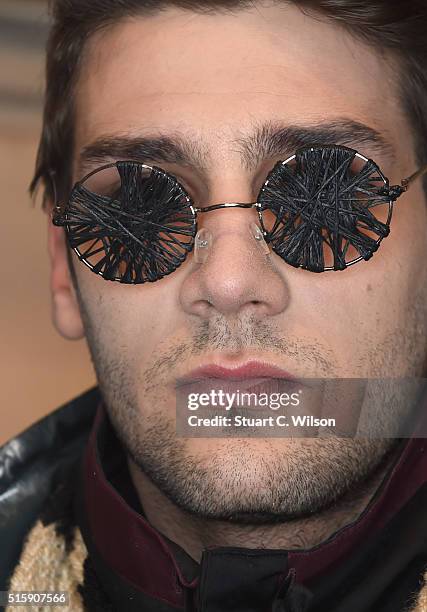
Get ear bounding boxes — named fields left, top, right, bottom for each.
left=46, top=203, right=85, bottom=340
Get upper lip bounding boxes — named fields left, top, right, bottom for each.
left=176, top=360, right=298, bottom=386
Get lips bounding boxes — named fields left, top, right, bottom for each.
left=174, top=361, right=302, bottom=415
left=175, top=361, right=300, bottom=400
left=176, top=360, right=297, bottom=386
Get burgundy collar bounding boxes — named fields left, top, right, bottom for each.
left=80, top=400, right=427, bottom=608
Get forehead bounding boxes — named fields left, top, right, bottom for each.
left=74, top=3, right=404, bottom=165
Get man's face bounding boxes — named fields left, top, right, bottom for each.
left=50, top=3, right=427, bottom=520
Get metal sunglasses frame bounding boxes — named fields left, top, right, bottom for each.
left=52, top=144, right=427, bottom=281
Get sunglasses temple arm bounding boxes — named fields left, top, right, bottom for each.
left=52, top=203, right=66, bottom=225
left=401, top=163, right=427, bottom=190
left=383, top=163, right=427, bottom=201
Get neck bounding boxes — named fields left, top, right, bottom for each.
left=127, top=446, right=399, bottom=562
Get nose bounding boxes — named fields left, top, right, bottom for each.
left=179, top=206, right=290, bottom=319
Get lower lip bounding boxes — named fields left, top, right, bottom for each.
left=182, top=363, right=297, bottom=381
left=175, top=377, right=300, bottom=397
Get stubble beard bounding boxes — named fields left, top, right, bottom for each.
left=77, top=324, right=425, bottom=524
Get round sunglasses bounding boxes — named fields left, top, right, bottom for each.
left=52, top=143, right=427, bottom=283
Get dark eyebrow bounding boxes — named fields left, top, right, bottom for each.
left=236, top=119, right=395, bottom=170
left=78, top=134, right=207, bottom=177
left=77, top=118, right=395, bottom=178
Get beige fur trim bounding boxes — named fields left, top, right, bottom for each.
left=412, top=572, right=427, bottom=611
left=5, top=520, right=87, bottom=611
left=5, top=519, right=427, bottom=611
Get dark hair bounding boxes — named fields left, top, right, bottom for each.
left=32, top=0, right=427, bottom=205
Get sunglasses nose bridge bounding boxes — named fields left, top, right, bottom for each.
left=193, top=203, right=269, bottom=265
left=193, top=201, right=263, bottom=243
left=194, top=201, right=262, bottom=228
left=194, top=201, right=259, bottom=214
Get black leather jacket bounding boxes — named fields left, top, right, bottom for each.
left=0, top=387, right=99, bottom=591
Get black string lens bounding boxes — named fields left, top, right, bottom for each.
left=52, top=144, right=417, bottom=283
left=258, top=145, right=392, bottom=272
left=55, top=161, right=196, bottom=283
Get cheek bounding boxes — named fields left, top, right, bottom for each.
left=289, top=197, right=427, bottom=377
left=75, top=264, right=182, bottom=367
